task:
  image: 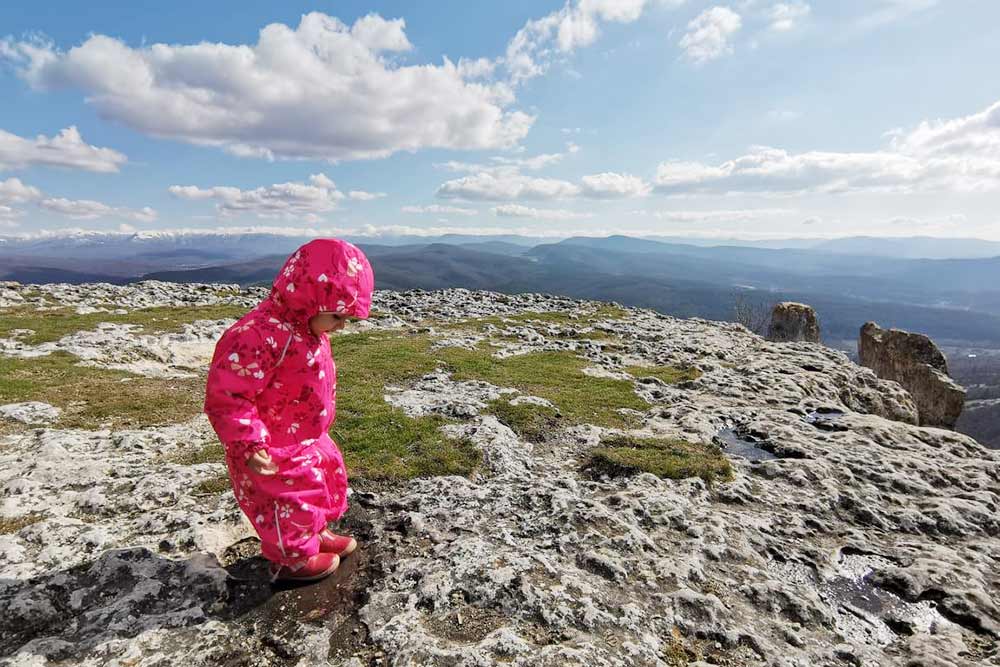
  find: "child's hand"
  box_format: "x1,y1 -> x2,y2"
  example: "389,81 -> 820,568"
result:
248,449 -> 279,475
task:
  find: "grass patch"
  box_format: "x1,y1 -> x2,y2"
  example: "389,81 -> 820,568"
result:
193,475 -> 232,496
0,513 -> 45,535
0,352 -> 205,429
441,348 -> 647,429
0,304 -> 248,345
167,442 -> 226,465
426,304 -> 629,339
330,332 -> 481,481
487,399 -> 561,443
625,365 -> 702,385
587,434 -> 732,485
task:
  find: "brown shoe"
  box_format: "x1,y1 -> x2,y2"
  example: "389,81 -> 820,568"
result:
270,552 -> 340,583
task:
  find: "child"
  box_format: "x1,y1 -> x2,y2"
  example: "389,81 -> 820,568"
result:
204,238 -> 375,582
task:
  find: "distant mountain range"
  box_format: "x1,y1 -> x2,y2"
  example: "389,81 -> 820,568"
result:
3,230 -> 1000,346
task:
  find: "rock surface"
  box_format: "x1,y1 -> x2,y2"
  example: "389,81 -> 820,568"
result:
0,282 -> 997,667
859,321 -> 966,428
767,302 -> 821,343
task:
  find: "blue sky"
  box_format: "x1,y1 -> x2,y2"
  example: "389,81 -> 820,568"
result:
2,0 -> 999,240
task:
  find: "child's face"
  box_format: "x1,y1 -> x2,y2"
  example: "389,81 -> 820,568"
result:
309,311 -> 350,336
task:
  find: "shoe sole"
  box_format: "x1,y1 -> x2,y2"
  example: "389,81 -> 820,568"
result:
277,556 -> 340,583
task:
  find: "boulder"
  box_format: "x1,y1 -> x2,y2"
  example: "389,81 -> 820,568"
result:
858,321 -> 966,428
767,302 -> 821,342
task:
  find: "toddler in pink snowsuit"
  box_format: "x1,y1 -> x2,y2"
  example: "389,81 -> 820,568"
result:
204,238 -> 375,582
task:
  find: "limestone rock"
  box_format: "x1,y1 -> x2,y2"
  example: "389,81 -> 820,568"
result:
858,321 -> 966,428
0,281 -> 997,666
767,301 -> 821,342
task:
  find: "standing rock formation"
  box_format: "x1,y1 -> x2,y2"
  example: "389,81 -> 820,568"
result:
767,301 -> 821,342
859,321 -> 966,428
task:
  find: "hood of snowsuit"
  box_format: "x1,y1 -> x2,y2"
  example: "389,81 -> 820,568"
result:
266,238 -> 375,327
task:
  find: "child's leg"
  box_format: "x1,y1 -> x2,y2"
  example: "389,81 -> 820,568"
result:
225,457 -> 325,566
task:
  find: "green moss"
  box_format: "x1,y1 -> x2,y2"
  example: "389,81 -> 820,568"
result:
624,365 -> 702,385
0,351 -> 205,429
0,304 -> 248,345
587,435 -> 732,485
0,513 -> 45,535
487,398 -> 561,443
330,332 -> 481,481
167,442 -> 226,465
193,475 -> 231,496
441,348 -> 647,429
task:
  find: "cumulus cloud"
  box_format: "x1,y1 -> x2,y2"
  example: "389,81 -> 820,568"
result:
580,172 -> 651,198
654,99 -> 1000,195
402,204 -> 478,216
39,197 -> 157,222
438,168 -> 654,201
767,2 -> 810,31
492,204 -> 594,220
679,6 -> 742,64
347,190 -> 386,201
0,126 -> 127,173
0,13 -> 532,162
0,177 -> 43,205
169,173 -> 347,220
504,0 -> 672,83
437,171 -> 582,201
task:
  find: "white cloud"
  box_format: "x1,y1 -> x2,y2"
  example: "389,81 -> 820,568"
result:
679,7 -> 742,65
857,0 -> 938,31
402,204 -> 478,216
492,204 -> 594,220
0,177 -> 43,205
1,13 -> 532,162
580,172 -> 651,198
437,171 -> 582,201
654,99 -> 1000,195
39,197 -> 157,222
504,0 -> 668,84
347,190 -> 386,201
169,173 -> 345,220
438,168 -> 654,202
637,207 -> 795,222
767,2 -> 810,31
0,126 -> 127,173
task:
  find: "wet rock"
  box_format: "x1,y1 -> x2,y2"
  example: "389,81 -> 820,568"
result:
768,302 -> 821,343
859,321 -> 966,428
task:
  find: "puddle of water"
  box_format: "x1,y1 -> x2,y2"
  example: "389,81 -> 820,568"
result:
715,428 -> 778,462
804,408 -> 848,432
820,554 -> 944,648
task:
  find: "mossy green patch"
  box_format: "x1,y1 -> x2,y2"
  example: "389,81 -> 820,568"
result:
330,332 -> 481,481
193,475 -> 231,496
0,351 -> 205,429
167,442 -> 226,465
441,348 -> 647,429
486,398 -> 561,443
0,513 -> 44,535
0,304 -> 249,345
587,434 -> 732,485
425,304 -> 629,340
625,365 -> 702,385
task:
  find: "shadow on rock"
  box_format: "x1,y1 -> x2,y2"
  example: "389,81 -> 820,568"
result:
0,500 -> 383,665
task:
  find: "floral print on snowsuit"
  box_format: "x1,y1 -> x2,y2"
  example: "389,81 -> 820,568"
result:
204,238 -> 374,566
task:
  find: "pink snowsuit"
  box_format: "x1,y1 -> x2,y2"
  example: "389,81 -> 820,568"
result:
204,238 -> 375,566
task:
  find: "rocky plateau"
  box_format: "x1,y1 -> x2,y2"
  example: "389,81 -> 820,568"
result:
0,280 -> 997,667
